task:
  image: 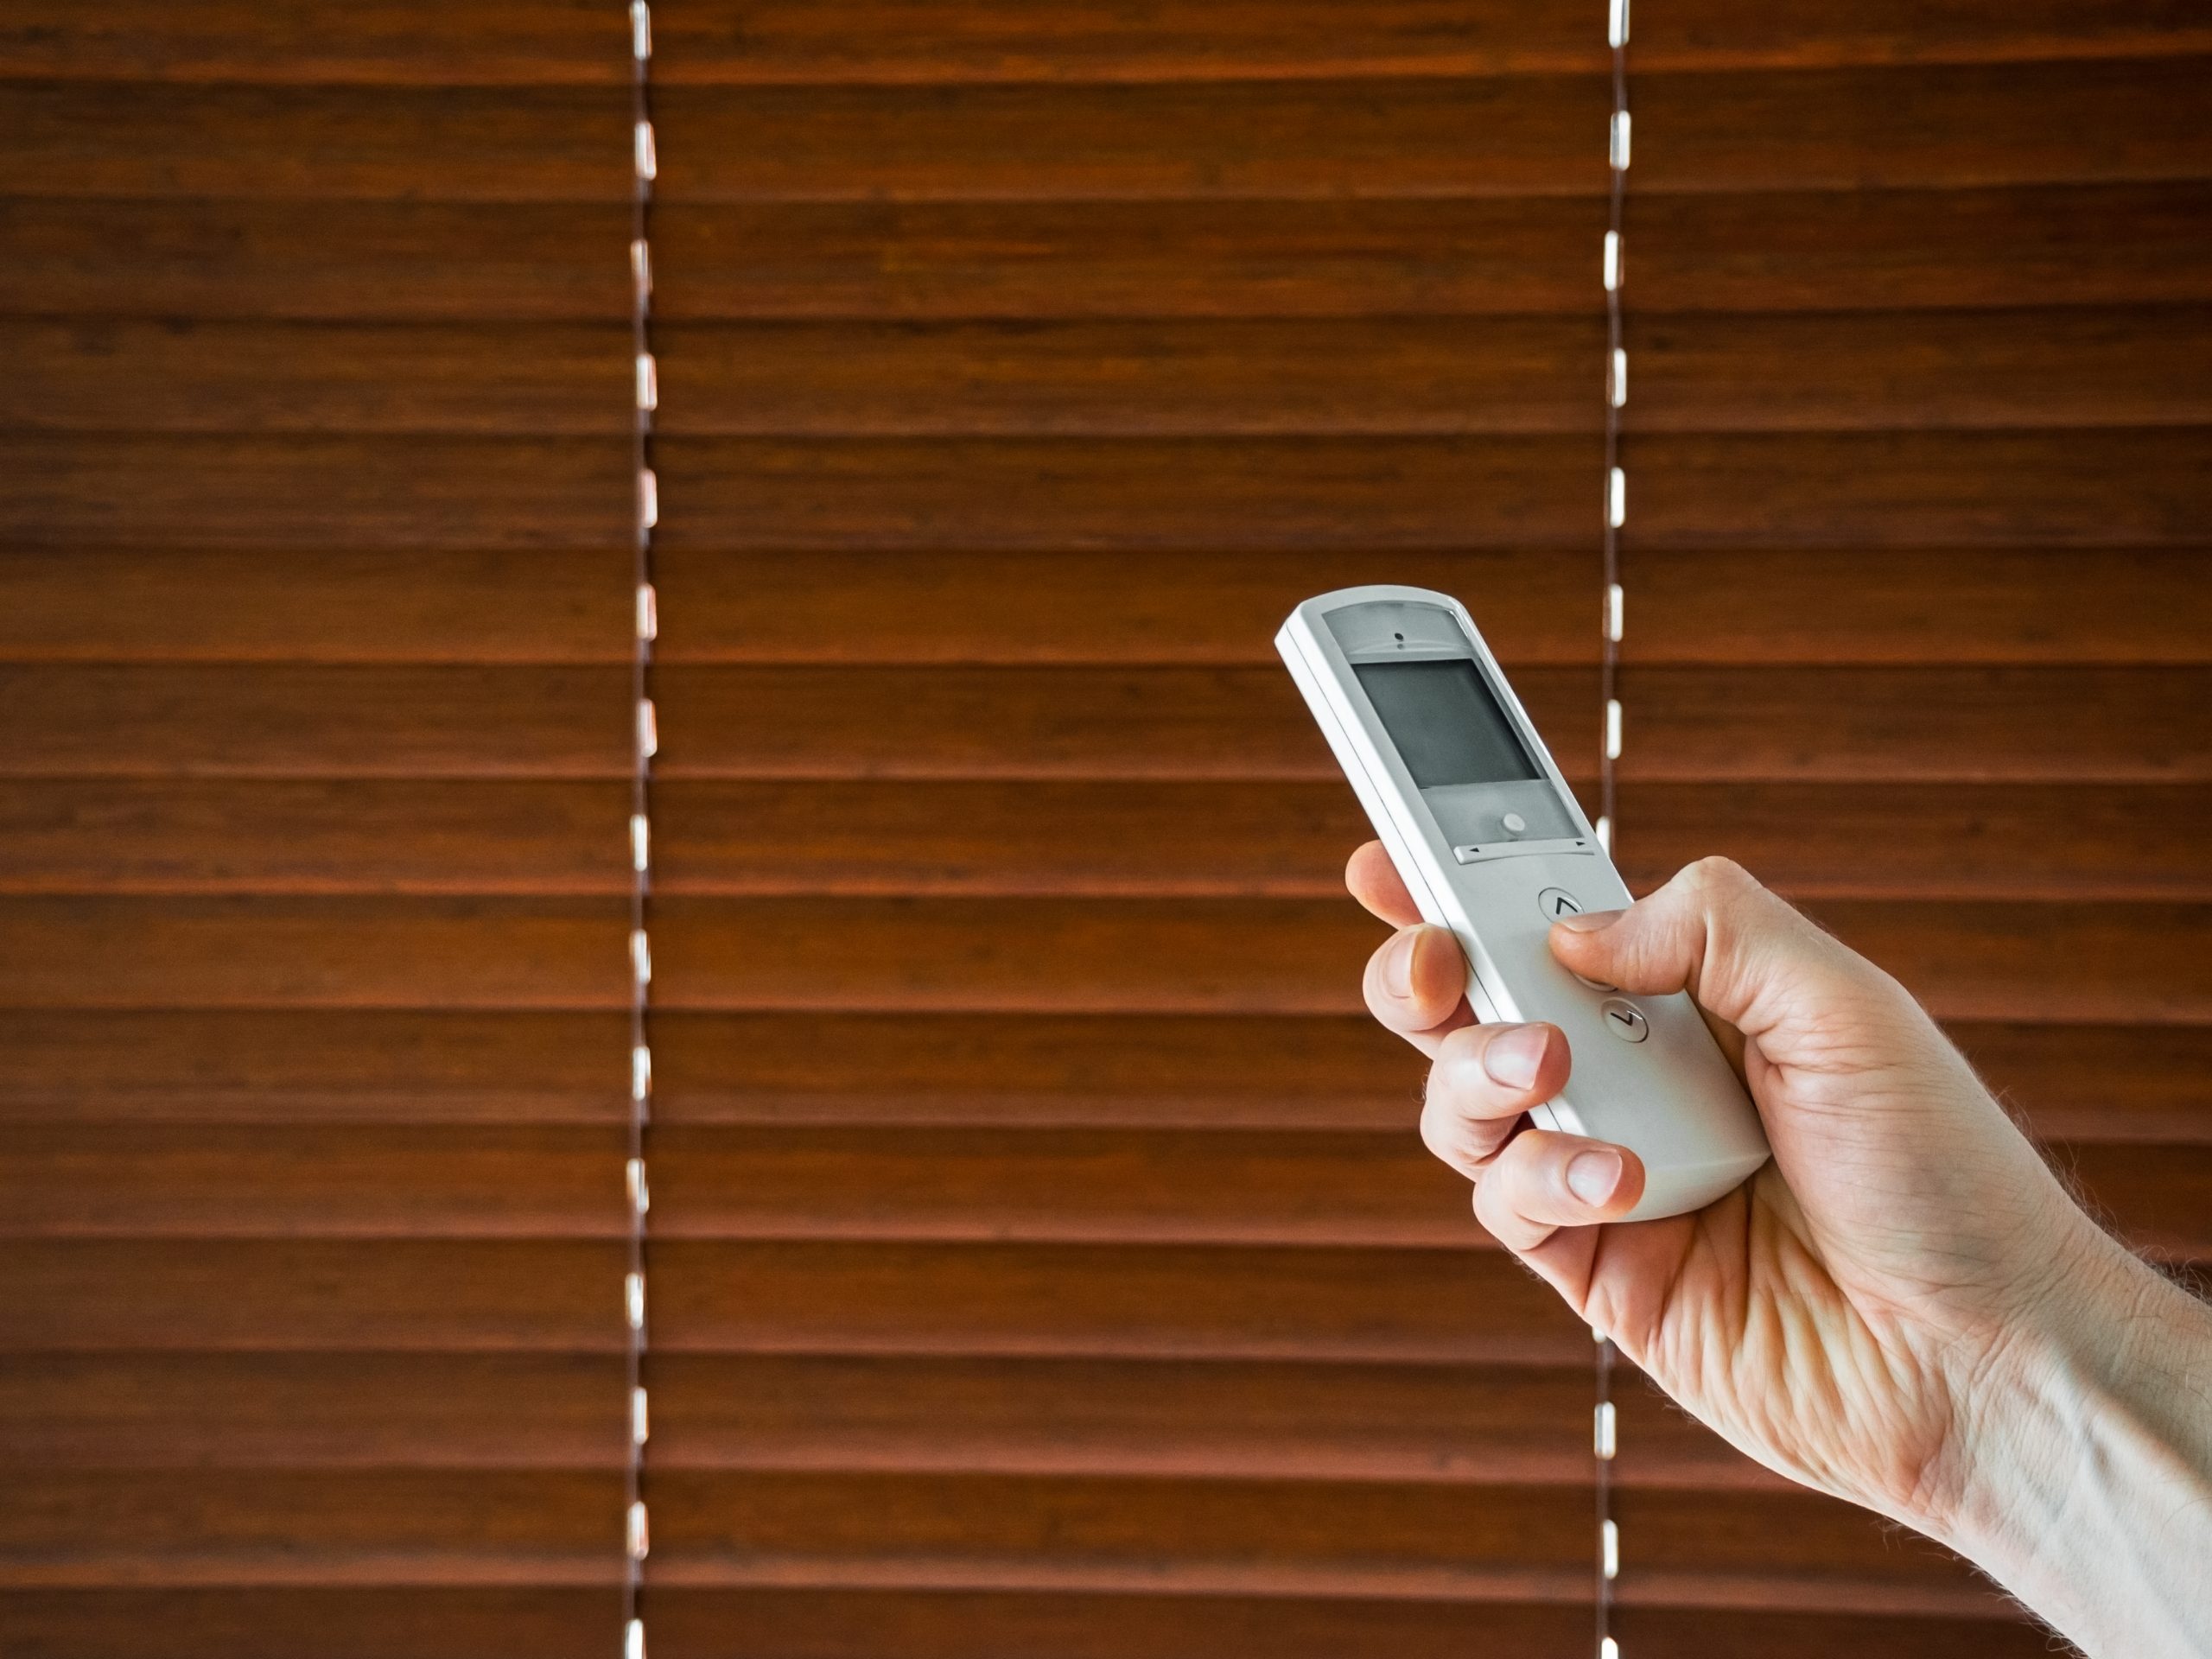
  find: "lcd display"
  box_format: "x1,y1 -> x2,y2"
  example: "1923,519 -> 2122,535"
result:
1353,658 -> 1541,787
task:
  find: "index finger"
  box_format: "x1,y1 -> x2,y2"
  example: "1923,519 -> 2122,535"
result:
1346,841 -> 1421,927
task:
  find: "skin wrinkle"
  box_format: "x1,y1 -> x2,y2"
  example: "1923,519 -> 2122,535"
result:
1344,847 -> 2212,1656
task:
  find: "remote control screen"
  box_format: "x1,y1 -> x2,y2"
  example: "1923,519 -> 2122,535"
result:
1354,658 -> 1541,788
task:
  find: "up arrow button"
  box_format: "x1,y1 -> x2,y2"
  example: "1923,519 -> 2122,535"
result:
1537,887 -> 1583,921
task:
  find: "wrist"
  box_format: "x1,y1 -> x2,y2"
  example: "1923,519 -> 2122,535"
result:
1929,1228 -> 2212,1656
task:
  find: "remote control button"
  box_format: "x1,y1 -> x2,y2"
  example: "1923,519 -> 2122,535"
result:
1537,887 -> 1582,922
1599,999 -> 1649,1043
1502,811 -> 1528,834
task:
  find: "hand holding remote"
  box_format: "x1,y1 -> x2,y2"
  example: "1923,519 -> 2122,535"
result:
1351,848 -> 2212,1658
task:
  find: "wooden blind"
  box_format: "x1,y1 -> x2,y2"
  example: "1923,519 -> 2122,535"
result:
3,5 -> 2207,1658
0,3 -> 646,1652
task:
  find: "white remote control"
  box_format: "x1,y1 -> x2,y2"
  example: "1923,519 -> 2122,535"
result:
1278,584 -> 1770,1219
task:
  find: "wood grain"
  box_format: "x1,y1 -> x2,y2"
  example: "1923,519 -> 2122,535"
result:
0,83 -> 631,200
1617,783 -> 2212,900
652,664 -> 1599,781
646,184 -> 2212,320
636,308 -> 2212,436
1617,667 -> 2208,781
9,1 -> 2204,84
645,779 -> 2208,902
0,320 -> 632,435
0,1008 -> 632,1122
0,779 -> 632,893
0,1352 -> 628,1468
649,63 -> 2209,201
1625,547 -> 2212,664
0,895 -> 630,1009
0,435 -> 632,548
642,895 -> 2212,1023
0,549 -> 632,664
0,666 -> 631,777
0,198 -> 633,321
649,430 -> 2209,550
653,434 -> 1605,550
653,547 -> 1596,664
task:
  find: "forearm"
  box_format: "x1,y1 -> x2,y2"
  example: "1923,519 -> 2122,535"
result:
1936,1240 -> 2212,1658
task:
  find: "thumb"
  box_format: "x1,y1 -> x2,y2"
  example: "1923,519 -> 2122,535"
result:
1547,856 -> 1872,1042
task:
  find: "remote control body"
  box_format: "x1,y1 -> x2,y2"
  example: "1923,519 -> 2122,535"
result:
1278,584 -> 1769,1220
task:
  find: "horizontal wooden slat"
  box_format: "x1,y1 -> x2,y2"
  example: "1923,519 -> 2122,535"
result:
650,780 -> 2209,903
8,1 -> 2205,84
0,1469 -> 619,1586
647,895 -> 2211,1024
663,1126 -> 1485,1247
0,548 -> 632,664
652,63 -> 2212,201
654,779 -> 1365,895
8,1010 -> 2196,1144
0,780 -> 631,893
2,1239 -> 626,1350
0,1009 -> 630,1122
2057,1141 -> 2212,1257
646,1354 -> 1666,1484
685,1591 -> 2041,1659
0,321 -> 631,435
664,777 -> 2212,900
1948,1022 -> 2212,1141
1618,668 -> 2208,780
0,1124 -> 627,1238
1620,429 -> 2211,547
0,435 -> 631,549
652,317 -> 1597,437
0,85 -> 630,200
652,897 -> 1378,1015
656,547 -> 1594,664
0,896 -> 628,1009
6,555 -> 2195,674
0,199 -> 633,321
0,1587 -> 2048,1659
0,666 -> 630,776
14,187 -> 2203,326
0,1351 -> 1736,1493
645,184 -> 2212,321
0,2 -> 634,84
653,1011 -> 1423,1128
1627,548 -> 2212,664
640,308 -> 2212,436
0,1589 -> 625,1659
651,430 -> 2209,550
1636,59 -> 2212,193
0,1353 -> 626,1468
648,1469 -> 1590,1599
1619,783 -> 2211,901
654,664 -> 1599,780
656,434 -> 1604,550
4,1239 -> 1586,1361
1804,900 -> 2210,1026
638,1470 -> 2001,1615
1626,306 -> 2212,431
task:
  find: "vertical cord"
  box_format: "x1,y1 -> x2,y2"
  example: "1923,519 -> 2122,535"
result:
1596,2 -> 1630,1655
622,4 -> 659,1656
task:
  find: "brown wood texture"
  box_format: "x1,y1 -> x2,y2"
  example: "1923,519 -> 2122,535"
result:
645,183 -> 2212,319
5,6 -> 2209,1654
14,186 -> 2208,324
645,62 -> 2211,200
10,1 -> 2207,84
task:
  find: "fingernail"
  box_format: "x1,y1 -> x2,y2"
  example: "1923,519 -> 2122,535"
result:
1566,1149 -> 1623,1206
1482,1025 -> 1548,1089
1554,908 -> 1624,933
1382,931 -> 1419,997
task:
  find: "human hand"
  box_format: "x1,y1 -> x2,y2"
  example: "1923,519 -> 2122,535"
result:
1349,848 -> 2171,1542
